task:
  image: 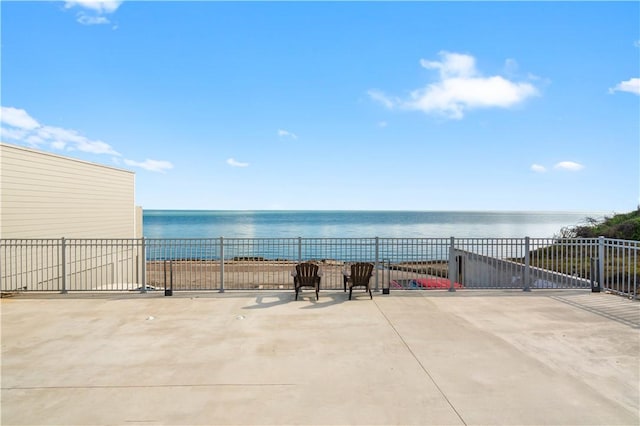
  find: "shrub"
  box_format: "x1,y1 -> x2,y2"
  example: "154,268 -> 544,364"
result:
569,208 -> 640,241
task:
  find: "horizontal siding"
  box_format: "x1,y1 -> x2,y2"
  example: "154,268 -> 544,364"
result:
1,144 -> 136,239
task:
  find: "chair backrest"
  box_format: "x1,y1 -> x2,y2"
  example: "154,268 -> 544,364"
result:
350,262 -> 374,285
296,262 -> 319,285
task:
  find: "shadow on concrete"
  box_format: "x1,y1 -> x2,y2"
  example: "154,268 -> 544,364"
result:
550,294 -> 640,329
239,291 -> 351,309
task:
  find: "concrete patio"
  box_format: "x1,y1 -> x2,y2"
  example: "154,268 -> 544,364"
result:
1,289 -> 639,425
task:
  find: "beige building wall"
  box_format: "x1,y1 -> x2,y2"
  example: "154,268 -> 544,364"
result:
1,143 -> 138,239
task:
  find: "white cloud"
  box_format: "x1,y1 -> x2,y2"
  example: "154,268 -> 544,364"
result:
634,40 -> 640,48
77,15 -> 110,25
420,52 -> 477,79
1,106 -> 121,156
0,106 -> 40,129
227,158 -> 249,167
609,78 -> 640,96
0,127 -> 28,141
123,159 -> 174,173
369,51 -> 539,119
65,0 -> 122,14
0,105 -> 173,173
36,125 -> 120,155
64,0 -> 122,25
530,164 -> 546,173
277,129 -> 297,140
554,161 -> 584,171
377,121 -> 388,128
367,90 -> 395,109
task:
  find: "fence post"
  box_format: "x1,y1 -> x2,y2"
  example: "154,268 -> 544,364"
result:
61,237 -> 67,294
170,260 -> 174,295
523,237 -> 531,292
141,237 -> 147,293
164,248 -> 173,297
383,259 -> 391,294
298,237 -> 302,262
448,237 -> 457,292
598,236 -> 605,291
375,237 -> 379,292
590,257 -> 601,292
163,260 -> 168,293
219,237 -> 225,293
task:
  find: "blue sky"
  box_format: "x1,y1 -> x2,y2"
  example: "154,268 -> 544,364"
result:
1,1 -> 638,212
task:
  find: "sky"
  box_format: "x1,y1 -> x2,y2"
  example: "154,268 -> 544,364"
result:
1,1 -> 639,212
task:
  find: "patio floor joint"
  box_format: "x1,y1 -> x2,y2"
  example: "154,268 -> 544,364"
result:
373,299 -> 468,426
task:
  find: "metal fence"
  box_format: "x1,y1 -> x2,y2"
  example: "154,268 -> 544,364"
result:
1,237 -> 638,298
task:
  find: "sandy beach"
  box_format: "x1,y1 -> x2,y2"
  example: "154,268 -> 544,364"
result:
145,259 -> 450,292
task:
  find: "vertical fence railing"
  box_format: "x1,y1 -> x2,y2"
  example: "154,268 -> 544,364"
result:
64,239 -> 143,291
526,238 -> 601,289
61,237 -> 67,293
376,237 -> 451,290
453,237 -> 529,289
145,238 -> 222,292
448,237 -> 457,292
602,238 -> 638,298
220,238 -> 300,291
1,237 -> 638,298
220,237 -> 225,293
140,237 -> 146,293
524,237 -> 531,292
0,239 -> 63,291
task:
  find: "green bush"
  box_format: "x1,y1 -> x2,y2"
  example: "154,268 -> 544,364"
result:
571,208 -> 640,241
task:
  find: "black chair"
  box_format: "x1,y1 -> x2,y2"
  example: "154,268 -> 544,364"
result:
343,262 -> 374,300
294,262 -> 321,300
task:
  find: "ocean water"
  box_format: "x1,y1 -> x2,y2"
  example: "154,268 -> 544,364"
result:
142,210 -> 604,239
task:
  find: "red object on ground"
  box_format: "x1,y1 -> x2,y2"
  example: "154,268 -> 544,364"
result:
390,280 -> 404,289
389,278 -> 463,289
412,278 -> 463,289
